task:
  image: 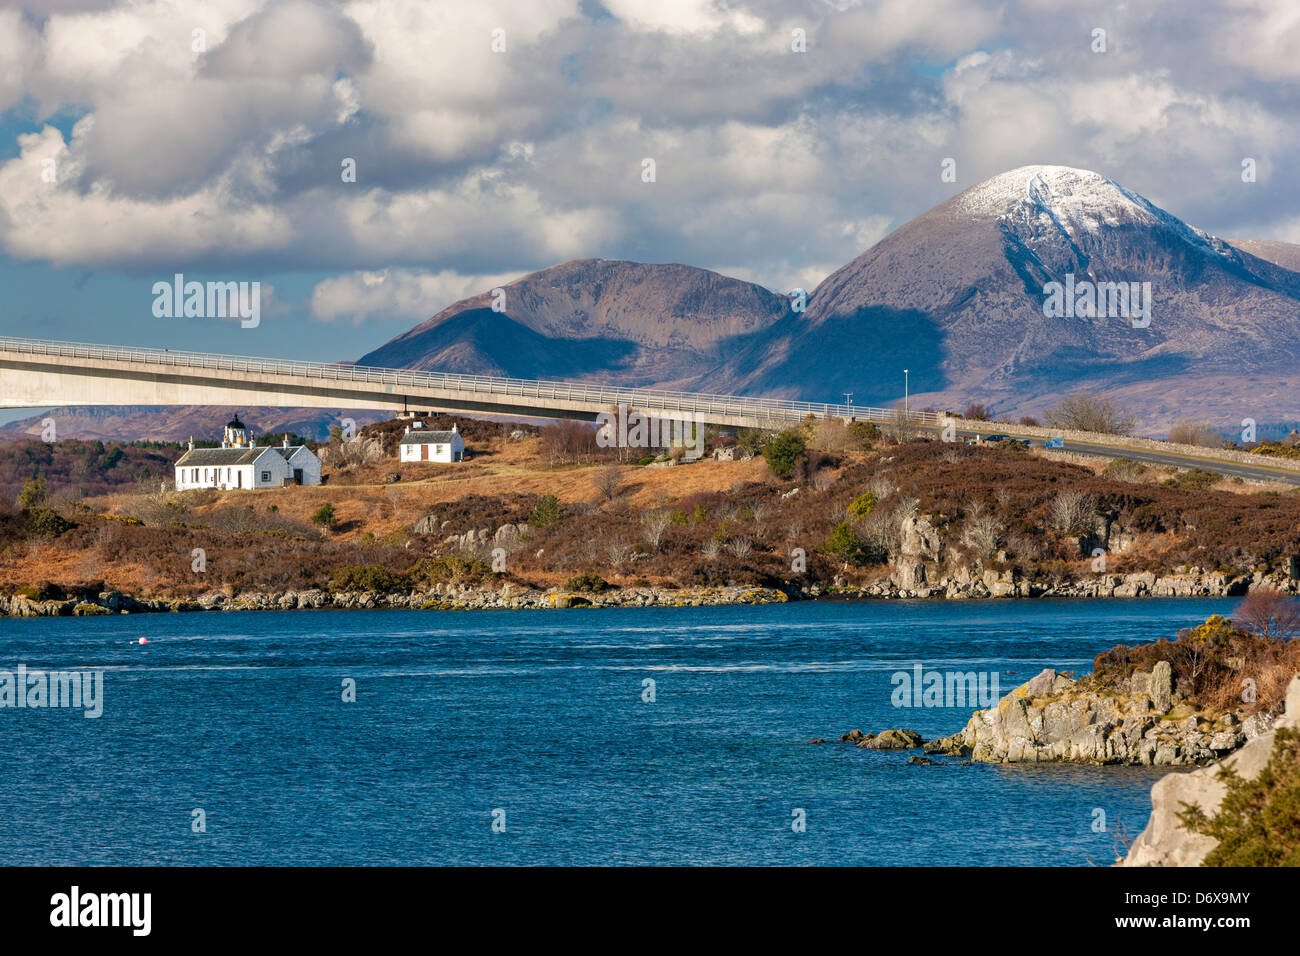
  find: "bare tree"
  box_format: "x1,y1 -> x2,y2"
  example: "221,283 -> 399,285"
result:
592,464 -> 623,502
701,537 -> 723,562
725,537 -> 753,559
641,510 -> 672,549
884,407 -> 919,442
1049,490 -> 1097,534
1044,394 -> 1137,436
865,475 -> 897,500
1167,421 -> 1227,448
1234,586 -> 1300,641
960,502 -> 1002,558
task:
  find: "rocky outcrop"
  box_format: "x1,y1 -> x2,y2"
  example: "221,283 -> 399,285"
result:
925,666 -> 1252,766
440,523 -> 528,555
1119,674 -> 1300,866
835,728 -> 924,749
809,566 -> 1274,601
2,584 -> 790,616
863,728 -> 924,750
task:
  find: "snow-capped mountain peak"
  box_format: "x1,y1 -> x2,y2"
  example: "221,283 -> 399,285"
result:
955,164 -> 1219,255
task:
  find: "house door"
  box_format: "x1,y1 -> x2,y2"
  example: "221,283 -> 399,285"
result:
237,471 -> 242,488
423,445 -> 430,461
293,469 -> 303,485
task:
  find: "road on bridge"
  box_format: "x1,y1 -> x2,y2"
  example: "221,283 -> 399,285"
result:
927,427 -> 1300,486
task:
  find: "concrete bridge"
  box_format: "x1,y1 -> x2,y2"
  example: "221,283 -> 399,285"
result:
0,335 -> 923,430
2,335 -> 1299,485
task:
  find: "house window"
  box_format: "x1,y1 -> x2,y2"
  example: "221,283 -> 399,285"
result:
261,471 -> 271,482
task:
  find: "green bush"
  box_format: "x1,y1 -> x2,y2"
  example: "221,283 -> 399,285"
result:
329,565 -> 412,593
312,502 -> 337,527
762,429 -> 807,480
410,555 -> 491,585
823,522 -> 866,564
528,494 -> 563,528
564,571 -> 609,593
847,492 -> 878,518
1162,468 -> 1219,491
1179,727 -> 1300,866
17,477 -> 49,510
848,421 -> 880,449
26,507 -> 72,537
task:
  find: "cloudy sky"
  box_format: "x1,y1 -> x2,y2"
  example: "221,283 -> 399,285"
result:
0,0 -> 1296,366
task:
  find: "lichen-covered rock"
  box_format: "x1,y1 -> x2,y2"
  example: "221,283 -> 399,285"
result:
926,666 -> 1248,766
1121,674 -> 1300,866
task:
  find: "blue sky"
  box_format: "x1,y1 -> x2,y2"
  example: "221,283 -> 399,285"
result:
0,0 -> 1296,377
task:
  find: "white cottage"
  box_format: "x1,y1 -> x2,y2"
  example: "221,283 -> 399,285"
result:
399,423 -> 466,463
174,415 -> 323,490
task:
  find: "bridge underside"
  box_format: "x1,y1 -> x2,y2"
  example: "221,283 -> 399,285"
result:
0,356 -> 792,430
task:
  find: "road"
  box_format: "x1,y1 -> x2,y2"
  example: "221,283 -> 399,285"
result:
932,429 -> 1300,486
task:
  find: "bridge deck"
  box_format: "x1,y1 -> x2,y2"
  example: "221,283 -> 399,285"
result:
0,335 -> 930,428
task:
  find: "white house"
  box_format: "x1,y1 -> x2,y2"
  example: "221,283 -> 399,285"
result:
399,423 -> 466,462
174,415 -> 323,490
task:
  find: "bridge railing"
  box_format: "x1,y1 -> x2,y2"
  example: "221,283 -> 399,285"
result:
0,335 -> 942,427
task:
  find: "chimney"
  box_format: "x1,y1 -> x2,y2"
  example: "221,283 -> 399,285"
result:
451,424 -> 458,433
283,436 -> 288,448
404,426 -> 410,435
188,436 -> 194,451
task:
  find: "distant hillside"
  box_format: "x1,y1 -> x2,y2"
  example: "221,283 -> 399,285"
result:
1228,238 -> 1300,273
0,406 -> 390,444
357,258 -> 792,388
706,166 -> 1300,427
357,166 -> 1300,433
0,439 -> 177,503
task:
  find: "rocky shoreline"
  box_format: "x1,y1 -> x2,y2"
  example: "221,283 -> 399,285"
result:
821,664 -> 1285,770
923,664 -> 1276,767
0,583 -> 793,617
1120,675 -> 1300,866
0,565 -> 1291,617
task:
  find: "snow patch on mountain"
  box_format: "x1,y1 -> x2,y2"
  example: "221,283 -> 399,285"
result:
954,165 -> 1223,257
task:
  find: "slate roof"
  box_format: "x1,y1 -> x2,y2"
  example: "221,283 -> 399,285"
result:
271,445 -> 311,459
400,431 -> 458,444
175,447 -> 270,467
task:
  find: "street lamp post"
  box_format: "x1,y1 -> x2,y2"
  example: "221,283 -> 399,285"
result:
903,369 -> 909,420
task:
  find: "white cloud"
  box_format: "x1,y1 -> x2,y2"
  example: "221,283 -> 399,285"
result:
309,267 -> 522,323
0,0 -> 1297,301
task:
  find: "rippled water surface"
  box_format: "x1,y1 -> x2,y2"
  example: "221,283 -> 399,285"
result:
0,598 -> 1229,865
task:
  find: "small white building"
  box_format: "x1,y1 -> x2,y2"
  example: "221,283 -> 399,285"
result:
174,415 -> 323,490
399,423 -> 466,463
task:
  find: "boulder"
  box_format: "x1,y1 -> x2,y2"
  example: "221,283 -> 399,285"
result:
863,729 -> 924,750
1150,660 -> 1172,713
1121,673 -> 1300,866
